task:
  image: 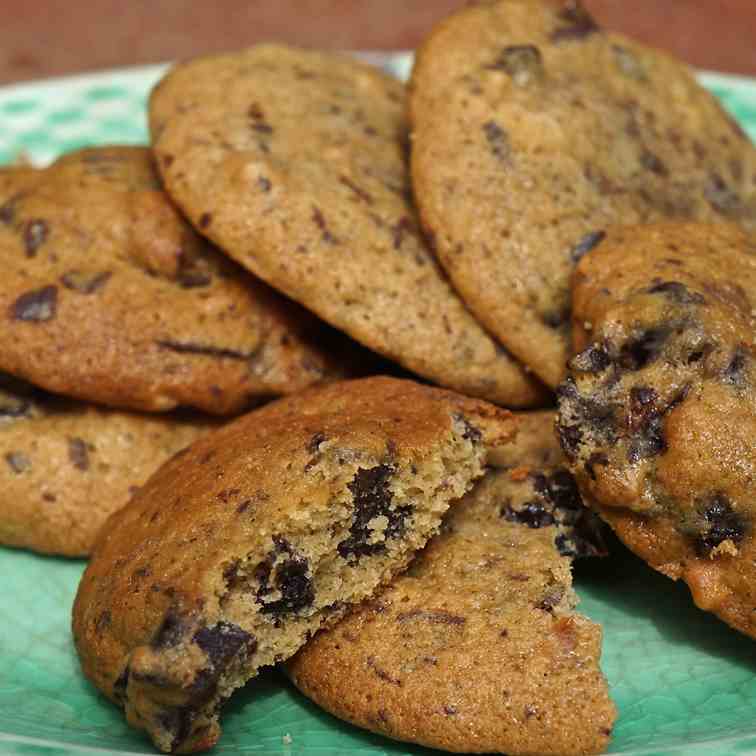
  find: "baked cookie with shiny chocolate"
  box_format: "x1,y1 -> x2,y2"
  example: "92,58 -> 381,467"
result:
288,411 -> 613,755
149,44 -> 545,407
0,371 -> 214,557
0,146 -> 350,414
557,223 -> 756,638
73,376 -> 515,753
410,0 -> 756,388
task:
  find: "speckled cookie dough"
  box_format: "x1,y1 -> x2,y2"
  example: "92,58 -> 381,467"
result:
410,0 -> 756,388
0,372 -> 215,557
0,146 -> 352,414
557,222 -> 756,639
72,376 -> 516,753
288,411 -> 613,755
149,44 -> 546,408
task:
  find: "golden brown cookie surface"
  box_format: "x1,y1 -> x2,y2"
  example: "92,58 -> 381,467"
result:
73,376 -> 516,753
288,411 -> 613,755
557,223 -> 756,638
410,0 -> 756,388
149,44 -> 546,408
0,146 -> 350,414
0,372 -> 214,557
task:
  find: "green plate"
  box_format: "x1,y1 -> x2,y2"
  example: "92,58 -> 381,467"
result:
2,55 -> 756,755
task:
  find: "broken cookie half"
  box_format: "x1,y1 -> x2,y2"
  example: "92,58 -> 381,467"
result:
287,411 -> 615,756
72,376 -> 515,753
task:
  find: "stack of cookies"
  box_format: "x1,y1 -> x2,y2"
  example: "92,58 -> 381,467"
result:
2,1 -> 755,754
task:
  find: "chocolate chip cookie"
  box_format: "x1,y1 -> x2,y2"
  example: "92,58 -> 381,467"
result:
0,372 -> 214,557
148,44 -> 546,408
410,0 -> 756,388
288,411 -> 612,755
72,376 -> 516,753
557,222 -> 756,638
0,146 -> 351,414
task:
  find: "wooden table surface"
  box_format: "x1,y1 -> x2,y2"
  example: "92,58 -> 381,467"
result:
0,0 -> 754,86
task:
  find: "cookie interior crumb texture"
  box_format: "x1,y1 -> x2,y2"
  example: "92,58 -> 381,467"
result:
288,411 -> 614,755
72,377 -> 515,753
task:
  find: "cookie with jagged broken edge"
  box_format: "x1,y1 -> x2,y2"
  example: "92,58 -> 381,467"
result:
72,376 -> 516,753
557,223 -> 756,638
0,372 -> 215,557
288,411 -> 612,755
0,146 -> 352,414
410,0 -> 756,389
148,44 -> 546,408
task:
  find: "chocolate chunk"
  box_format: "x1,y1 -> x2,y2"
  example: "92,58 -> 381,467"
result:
339,175 -> 373,205
391,216 -> 414,251
5,451 -> 30,473
647,280 -> 705,305
454,413 -> 483,443
640,150 -> 668,176
502,500 -> 555,528
585,452 -> 609,480
159,707 -> 194,753
257,537 -> 315,617
68,437 -> 90,471
570,342 -> 611,373
695,494 -> 748,556
338,464 -> 411,560
0,198 -> 16,225
178,270 -> 212,289
483,120 -> 511,162
557,377 -> 617,453
152,611 -> 187,649
396,609 -> 466,626
112,665 -> 130,703
551,1 -> 600,42
193,621 -> 255,668
307,431 -> 326,454
311,206 -> 338,244
23,219 -> 49,257
248,103 -> 274,135
488,45 -> 543,86
619,326 -> 671,370
556,422 -> 582,460
156,340 -> 252,361
11,285 -> 58,322
704,173 -> 744,216
537,469 -> 583,511
569,230 -> 606,263
95,610 -> 111,634
542,307 -> 569,329
536,585 -> 565,612
626,387 -> 666,463
60,270 -> 112,294
723,347 -> 748,386
198,212 -> 212,229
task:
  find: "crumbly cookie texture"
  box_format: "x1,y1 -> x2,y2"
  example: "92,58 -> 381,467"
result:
148,44 -> 546,408
557,223 -> 756,638
0,372 -> 215,557
72,376 -> 516,753
0,146 -> 352,414
288,411 -> 613,755
410,0 -> 756,388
